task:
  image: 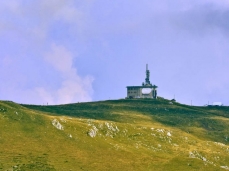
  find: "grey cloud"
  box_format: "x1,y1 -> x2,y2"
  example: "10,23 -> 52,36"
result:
171,6 -> 229,36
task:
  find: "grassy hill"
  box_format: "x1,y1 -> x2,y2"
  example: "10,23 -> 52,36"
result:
1,98 -> 229,170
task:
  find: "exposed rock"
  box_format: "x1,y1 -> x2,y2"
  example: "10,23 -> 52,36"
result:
52,119 -> 64,130
221,166 -> 229,170
167,132 -> 172,137
88,126 -> 98,138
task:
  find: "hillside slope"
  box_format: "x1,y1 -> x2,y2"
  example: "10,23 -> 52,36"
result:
1,98 -> 229,170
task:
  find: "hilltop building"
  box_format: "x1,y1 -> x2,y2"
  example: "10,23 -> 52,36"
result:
212,102 -> 223,106
126,64 -> 158,99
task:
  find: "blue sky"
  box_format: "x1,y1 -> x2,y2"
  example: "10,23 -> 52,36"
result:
0,0 -> 229,105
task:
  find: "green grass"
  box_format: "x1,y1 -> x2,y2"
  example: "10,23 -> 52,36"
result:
0,98 -> 229,170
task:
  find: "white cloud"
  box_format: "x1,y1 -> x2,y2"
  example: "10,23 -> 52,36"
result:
0,0 -> 87,42
56,77 -> 93,104
35,87 -> 54,105
45,44 -> 73,73
38,43 -> 94,104
0,1 -> 94,105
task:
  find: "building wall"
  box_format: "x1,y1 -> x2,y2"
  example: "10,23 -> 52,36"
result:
127,87 -> 155,98
127,87 -> 141,98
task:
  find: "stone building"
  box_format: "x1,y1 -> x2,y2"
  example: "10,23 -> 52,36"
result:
126,64 -> 158,99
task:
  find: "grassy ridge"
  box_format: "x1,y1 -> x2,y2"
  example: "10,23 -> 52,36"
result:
22,98 -> 229,143
0,98 -> 229,170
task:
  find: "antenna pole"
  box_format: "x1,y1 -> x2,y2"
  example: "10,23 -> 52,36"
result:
145,64 -> 150,85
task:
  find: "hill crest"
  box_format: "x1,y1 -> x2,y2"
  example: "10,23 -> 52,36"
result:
1,98 -> 229,170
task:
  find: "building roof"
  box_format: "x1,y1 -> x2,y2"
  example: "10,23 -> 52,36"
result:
126,85 -> 158,88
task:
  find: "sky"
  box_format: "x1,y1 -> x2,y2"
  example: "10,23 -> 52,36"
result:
0,0 -> 229,106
